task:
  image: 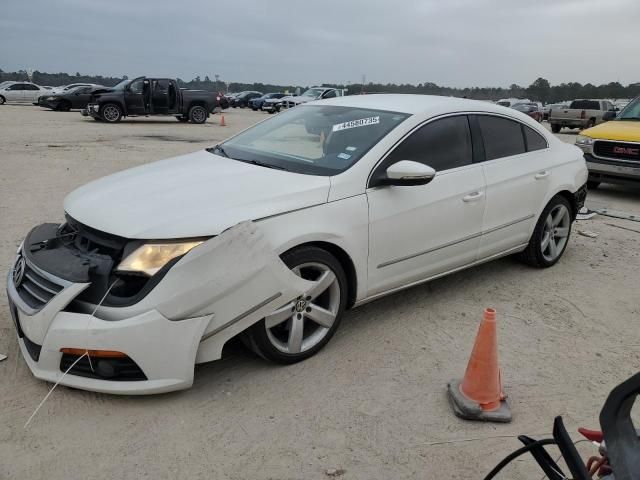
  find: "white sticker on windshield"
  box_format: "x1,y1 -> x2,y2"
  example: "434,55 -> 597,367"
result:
332,116 -> 380,132
337,153 -> 351,160
345,146 -> 357,151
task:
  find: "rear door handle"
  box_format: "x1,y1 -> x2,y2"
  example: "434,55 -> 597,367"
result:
462,191 -> 484,203
535,171 -> 550,180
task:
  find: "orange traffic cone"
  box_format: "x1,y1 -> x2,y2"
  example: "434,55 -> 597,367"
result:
447,308 -> 512,422
220,114 -> 226,127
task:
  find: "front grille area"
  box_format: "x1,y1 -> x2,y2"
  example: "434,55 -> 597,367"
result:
593,141 -> 640,162
60,354 -> 147,381
16,260 -> 65,310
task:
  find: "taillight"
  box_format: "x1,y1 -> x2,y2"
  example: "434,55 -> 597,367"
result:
581,110 -> 586,119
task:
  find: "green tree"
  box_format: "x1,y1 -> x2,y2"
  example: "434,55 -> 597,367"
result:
526,77 -> 551,102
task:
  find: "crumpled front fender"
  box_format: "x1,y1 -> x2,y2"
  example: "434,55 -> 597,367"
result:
95,221 -> 314,363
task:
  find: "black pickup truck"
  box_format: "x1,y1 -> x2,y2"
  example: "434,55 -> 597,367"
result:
82,77 -> 218,123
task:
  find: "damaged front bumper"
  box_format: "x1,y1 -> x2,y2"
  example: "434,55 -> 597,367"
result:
7,222 -> 312,394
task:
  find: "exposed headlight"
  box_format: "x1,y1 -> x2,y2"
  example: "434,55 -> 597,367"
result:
116,241 -> 204,276
575,135 -> 595,153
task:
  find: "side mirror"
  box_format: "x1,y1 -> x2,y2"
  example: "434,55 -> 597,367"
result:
384,160 -> 436,186
603,111 -> 617,121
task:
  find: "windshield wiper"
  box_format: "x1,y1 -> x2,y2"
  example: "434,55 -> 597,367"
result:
209,144 -> 229,157
239,159 -> 288,171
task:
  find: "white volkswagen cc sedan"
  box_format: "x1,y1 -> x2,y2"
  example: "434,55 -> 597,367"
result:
7,95 -> 588,394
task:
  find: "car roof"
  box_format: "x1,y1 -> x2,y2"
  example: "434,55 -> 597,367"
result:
310,94 -> 525,116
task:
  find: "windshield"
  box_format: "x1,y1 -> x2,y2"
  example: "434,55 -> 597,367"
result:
617,97 -> 640,120
302,88 -> 324,98
512,104 -> 532,112
112,79 -> 132,90
213,105 -> 410,176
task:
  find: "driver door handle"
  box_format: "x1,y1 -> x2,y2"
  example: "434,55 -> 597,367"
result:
535,170 -> 550,180
462,191 -> 484,203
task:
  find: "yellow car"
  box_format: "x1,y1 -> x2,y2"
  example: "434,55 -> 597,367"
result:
575,96 -> 640,188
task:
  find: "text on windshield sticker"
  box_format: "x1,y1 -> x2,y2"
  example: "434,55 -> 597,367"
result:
332,116 -> 380,132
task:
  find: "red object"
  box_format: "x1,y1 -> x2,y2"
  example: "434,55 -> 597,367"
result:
459,308 -> 505,411
580,110 -> 586,119
578,427 -> 604,442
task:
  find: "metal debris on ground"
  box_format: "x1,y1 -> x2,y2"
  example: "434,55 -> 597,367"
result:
576,212 -> 597,220
0,353 -> 7,362
605,223 -> 640,235
578,230 -> 599,238
593,208 -> 640,223
325,468 -> 346,477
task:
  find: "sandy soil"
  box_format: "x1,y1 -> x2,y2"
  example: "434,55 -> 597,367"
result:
1,105 -> 639,480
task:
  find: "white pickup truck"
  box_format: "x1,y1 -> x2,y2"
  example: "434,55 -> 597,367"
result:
549,99 -> 616,133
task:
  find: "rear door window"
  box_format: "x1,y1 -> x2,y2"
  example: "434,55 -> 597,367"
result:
477,115 -> 526,160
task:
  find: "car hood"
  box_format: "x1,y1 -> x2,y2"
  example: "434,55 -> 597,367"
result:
64,150 -> 331,239
582,120 -> 640,142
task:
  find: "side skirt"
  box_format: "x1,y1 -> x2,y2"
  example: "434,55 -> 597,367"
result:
353,244 -> 528,308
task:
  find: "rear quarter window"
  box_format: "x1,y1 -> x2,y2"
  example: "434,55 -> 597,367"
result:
524,126 -> 548,152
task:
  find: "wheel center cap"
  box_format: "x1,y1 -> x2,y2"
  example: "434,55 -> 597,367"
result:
295,299 -> 307,313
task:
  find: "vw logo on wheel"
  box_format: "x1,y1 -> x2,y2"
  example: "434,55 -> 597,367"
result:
13,256 -> 26,287
295,299 -> 307,313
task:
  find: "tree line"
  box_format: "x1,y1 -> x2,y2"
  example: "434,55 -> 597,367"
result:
1,69 -> 638,103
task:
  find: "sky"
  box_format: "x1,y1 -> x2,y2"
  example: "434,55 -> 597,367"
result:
1,0 -> 639,88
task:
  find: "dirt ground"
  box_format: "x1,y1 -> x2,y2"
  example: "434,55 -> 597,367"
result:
1,105 -> 639,480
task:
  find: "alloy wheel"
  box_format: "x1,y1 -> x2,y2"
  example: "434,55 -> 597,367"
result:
264,262 -> 340,354
540,204 -> 570,262
102,105 -> 120,122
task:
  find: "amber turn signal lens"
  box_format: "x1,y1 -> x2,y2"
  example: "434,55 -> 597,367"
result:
60,348 -> 127,358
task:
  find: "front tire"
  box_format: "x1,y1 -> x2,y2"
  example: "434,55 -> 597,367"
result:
551,124 -> 561,133
246,246 -> 348,364
0,95 -> 6,105
58,101 -> 71,112
188,105 -> 207,124
101,103 -> 122,123
519,195 -> 573,268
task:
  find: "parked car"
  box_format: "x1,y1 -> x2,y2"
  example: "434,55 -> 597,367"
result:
35,83 -> 102,106
249,92 -> 287,111
575,95 -> 640,188
280,86 -> 345,109
549,99 -> 617,133
231,91 -> 263,108
543,102 -> 569,120
262,96 -> 286,113
7,94 -> 587,394
0,82 -> 49,104
82,77 -> 218,123
496,98 -> 531,107
511,102 -> 543,122
39,85 -> 104,111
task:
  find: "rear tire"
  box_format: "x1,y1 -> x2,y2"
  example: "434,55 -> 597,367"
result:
586,119 -> 596,129
551,124 -> 561,133
188,105 -> 207,124
0,96 -> 5,105
519,195 -> 573,268
246,246 -> 348,364
100,103 -> 122,123
58,101 -> 71,112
